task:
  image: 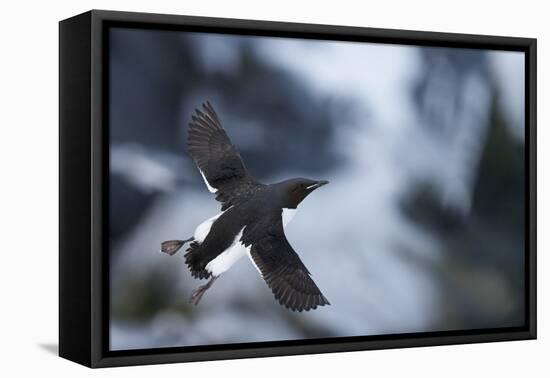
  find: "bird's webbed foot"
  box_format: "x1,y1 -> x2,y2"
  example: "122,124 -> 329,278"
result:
160,237 -> 194,256
189,276 -> 218,305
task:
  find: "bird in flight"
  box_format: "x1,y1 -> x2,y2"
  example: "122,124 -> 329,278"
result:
161,101 -> 330,312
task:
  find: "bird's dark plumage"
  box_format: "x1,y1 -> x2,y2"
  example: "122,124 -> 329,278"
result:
163,101 -> 330,312
242,214 -> 330,311
187,102 -> 262,211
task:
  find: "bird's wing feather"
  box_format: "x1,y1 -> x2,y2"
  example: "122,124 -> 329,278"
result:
241,213 -> 330,312
188,102 -> 262,210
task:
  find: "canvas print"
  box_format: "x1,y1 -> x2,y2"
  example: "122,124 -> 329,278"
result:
108,27 -> 526,351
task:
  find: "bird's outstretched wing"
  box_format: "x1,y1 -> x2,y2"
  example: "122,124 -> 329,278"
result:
187,102 -> 262,210
241,214 -> 330,312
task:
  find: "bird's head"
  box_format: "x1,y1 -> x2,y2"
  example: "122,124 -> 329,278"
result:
276,178 -> 329,209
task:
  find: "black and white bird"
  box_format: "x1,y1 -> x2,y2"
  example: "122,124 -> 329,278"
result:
161,101 -> 330,312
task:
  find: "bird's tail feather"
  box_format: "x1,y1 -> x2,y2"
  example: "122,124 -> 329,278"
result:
184,241 -> 212,279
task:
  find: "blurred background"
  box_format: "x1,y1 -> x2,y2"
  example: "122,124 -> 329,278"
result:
108,28 -> 525,351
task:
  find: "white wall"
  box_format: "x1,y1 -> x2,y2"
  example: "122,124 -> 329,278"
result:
0,0 -> 546,376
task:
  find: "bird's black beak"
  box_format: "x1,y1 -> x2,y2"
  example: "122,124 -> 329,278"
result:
307,180 -> 329,191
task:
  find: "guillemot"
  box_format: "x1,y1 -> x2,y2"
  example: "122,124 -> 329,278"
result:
161,101 -> 330,312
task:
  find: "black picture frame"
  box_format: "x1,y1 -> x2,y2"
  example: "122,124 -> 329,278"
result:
59,9 -> 537,368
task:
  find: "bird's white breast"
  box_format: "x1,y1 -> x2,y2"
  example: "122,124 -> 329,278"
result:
194,212 -> 223,243
205,227 -> 248,277
282,208 -> 296,228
